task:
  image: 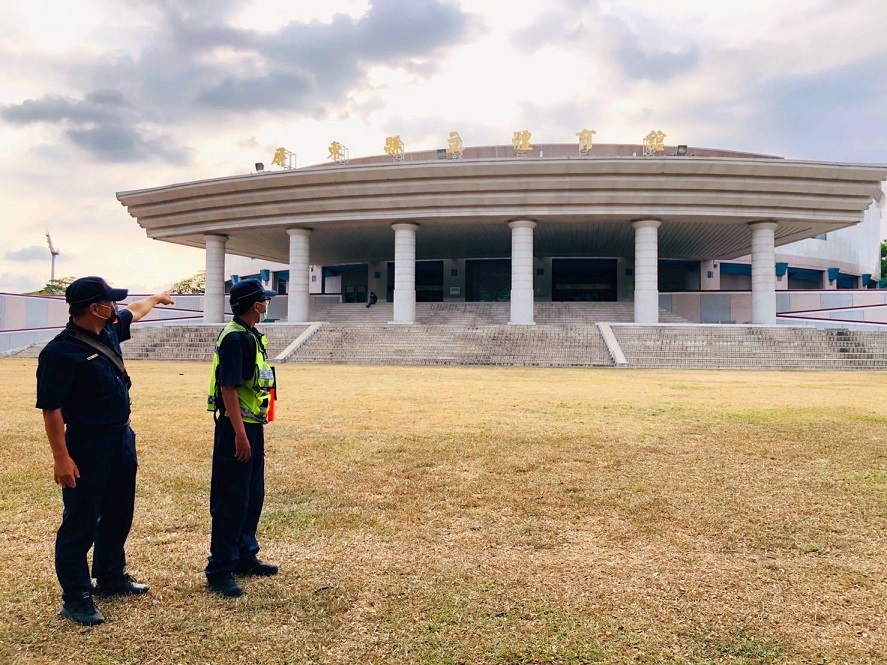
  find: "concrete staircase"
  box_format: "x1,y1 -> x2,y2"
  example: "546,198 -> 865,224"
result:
9,324 -> 311,362
310,301 -> 687,325
613,325 -> 887,370
10,305 -> 887,369
534,302 -> 688,324
9,344 -> 48,359
287,324 -> 613,366
121,325 -> 220,362
12,323 -> 312,361
310,302 -> 396,324
119,324 -> 311,361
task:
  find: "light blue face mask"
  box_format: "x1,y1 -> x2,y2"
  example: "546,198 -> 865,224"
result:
256,299 -> 269,323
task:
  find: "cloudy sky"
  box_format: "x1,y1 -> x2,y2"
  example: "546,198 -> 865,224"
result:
2,0 -> 886,294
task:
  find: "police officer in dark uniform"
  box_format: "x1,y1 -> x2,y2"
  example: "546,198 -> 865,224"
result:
36,276 -> 174,625
205,279 -> 279,597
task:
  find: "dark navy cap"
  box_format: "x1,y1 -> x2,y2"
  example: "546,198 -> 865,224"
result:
65,276 -> 129,305
229,278 -> 276,307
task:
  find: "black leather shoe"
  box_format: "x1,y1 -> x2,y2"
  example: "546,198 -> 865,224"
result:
234,559 -> 279,576
207,573 -> 243,597
94,573 -> 149,597
60,592 -> 105,626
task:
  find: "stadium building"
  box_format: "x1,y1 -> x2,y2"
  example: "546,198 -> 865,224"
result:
117,142 -> 887,326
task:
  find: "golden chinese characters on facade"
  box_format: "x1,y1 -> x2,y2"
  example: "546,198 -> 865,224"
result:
328,141 -> 349,165
271,147 -> 296,169
446,131 -> 463,159
643,131 -> 667,156
576,129 -> 596,156
384,135 -> 405,161
512,130 -> 532,155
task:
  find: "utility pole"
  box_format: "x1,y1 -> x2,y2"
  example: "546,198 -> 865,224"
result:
46,232 -> 60,282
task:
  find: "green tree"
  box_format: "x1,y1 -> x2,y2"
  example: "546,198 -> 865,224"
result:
171,270 -> 206,294
882,240 -> 887,279
28,276 -> 75,295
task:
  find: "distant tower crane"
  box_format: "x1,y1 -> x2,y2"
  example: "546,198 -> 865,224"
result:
46,232 -> 60,282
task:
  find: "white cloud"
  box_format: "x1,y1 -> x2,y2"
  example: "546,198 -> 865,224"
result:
4,246 -> 47,262
0,272 -> 45,294
231,0 -> 370,29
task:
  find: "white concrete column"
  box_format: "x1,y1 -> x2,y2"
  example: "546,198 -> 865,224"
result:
750,222 -> 779,324
508,219 -> 537,325
391,223 -> 419,324
632,219 -> 661,323
287,228 -> 312,322
204,234 -> 228,323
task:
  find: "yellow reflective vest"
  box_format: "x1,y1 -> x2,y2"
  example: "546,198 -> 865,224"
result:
207,321 -> 275,424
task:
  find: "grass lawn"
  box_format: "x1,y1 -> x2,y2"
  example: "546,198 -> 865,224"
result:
1,358 -> 885,664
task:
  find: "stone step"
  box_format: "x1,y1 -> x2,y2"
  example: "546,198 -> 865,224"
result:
612,325 -> 887,369
288,324 -> 613,367
310,302 -> 689,325
113,324 -> 310,362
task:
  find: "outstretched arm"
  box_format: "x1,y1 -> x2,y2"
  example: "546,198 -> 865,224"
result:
126,291 -> 176,322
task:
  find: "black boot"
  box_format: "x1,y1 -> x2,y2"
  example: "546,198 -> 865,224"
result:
207,573 -> 243,597
234,559 -> 279,576
94,572 -> 149,596
60,592 -> 105,626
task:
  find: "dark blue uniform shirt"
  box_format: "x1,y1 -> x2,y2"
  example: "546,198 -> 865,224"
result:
35,309 -> 134,430
217,315 -> 262,389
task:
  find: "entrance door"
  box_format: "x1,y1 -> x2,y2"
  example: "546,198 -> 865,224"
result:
465,259 -> 511,302
324,264 -> 368,303
386,260 -> 445,302
416,261 -> 444,302
551,259 -> 617,301
659,260 -> 700,291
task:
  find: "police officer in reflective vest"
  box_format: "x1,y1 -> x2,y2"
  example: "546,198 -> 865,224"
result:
36,276 -> 175,625
205,278 -> 279,597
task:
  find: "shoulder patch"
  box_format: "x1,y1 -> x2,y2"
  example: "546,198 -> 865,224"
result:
87,353 -> 99,360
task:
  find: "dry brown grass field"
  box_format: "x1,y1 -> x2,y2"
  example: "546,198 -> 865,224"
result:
0,358 -> 885,665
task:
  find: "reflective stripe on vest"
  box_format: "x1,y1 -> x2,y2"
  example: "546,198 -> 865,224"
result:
207,321 -> 275,424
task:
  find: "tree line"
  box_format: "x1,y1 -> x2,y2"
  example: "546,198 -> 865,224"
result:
28,271 -> 206,295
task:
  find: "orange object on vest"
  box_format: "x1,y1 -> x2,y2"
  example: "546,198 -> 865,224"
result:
267,388 -> 276,422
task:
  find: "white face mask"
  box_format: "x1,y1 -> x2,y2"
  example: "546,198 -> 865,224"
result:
256,300 -> 268,323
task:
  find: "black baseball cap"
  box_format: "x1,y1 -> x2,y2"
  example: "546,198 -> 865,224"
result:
229,278 -> 276,307
65,276 -> 129,306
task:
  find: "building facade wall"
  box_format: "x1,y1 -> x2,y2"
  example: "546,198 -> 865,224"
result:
0,293 -> 209,353
661,291 -> 887,324
774,196 -> 883,279
223,184 -> 885,306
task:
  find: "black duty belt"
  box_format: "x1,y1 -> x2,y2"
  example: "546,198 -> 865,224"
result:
66,420 -> 132,435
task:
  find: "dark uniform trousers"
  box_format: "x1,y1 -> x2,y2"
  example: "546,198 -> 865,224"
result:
206,417 -> 265,577
56,426 -> 137,600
